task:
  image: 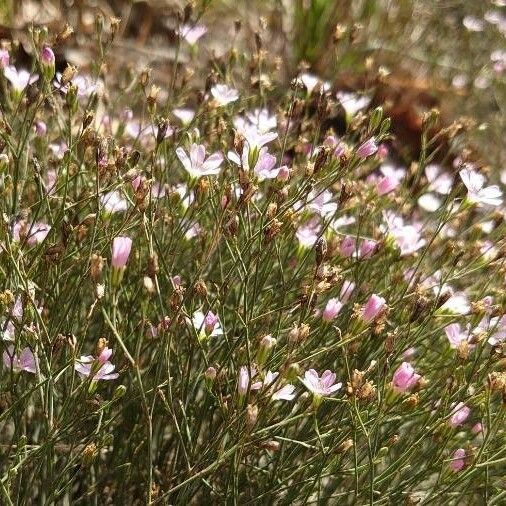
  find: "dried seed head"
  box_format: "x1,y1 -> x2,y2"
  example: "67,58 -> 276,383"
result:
90,254 -> 104,281
140,68 -> 151,87
56,24 -> 74,45
82,443 -> 98,467
82,110 -> 95,130
488,372 -> 506,393
336,439 -> 354,453
246,404 -> 258,429
61,64 -> 78,85
194,279 -> 208,297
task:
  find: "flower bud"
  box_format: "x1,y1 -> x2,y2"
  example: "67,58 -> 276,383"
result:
356,137 -> 378,159
256,335 -> 276,367
113,384 -> 127,400
322,298 -> 343,321
205,366 -> 217,381
111,236 -> 132,286
361,294 -> 386,323
111,236 -> 132,269
41,46 -> 55,81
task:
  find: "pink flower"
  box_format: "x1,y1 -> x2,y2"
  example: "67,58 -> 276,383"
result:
54,72 -> 100,97
241,125 -> 278,152
111,236 -> 132,268
377,143 -> 389,159
2,296 -> 23,341
359,239 -> 377,258
357,137 -> 378,158
460,166 -> 502,206
238,365 -> 258,395
301,369 -> 342,396
450,449 -> 466,472
253,150 -> 280,180
0,49 -> 9,68
176,144 -> 223,178
4,66 -> 39,91
392,362 -> 420,392
376,175 -> 400,195
307,190 -> 338,217
444,323 -> 474,349
98,347 -> 113,363
180,24 -> 207,45
277,165 -> 290,181
382,211 -> 426,256
3,346 -> 37,373
322,298 -> 343,321
296,217 -> 321,248
425,164 -> 453,194
34,120 -> 47,136
487,315 -> 506,346
262,371 -> 296,401
204,311 -> 219,335
271,383 -> 296,401
472,422 -> 483,434
449,402 -> 471,427
26,222 -> 51,246
74,350 -> 119,380
41,46 -> 55,65
340,236 -> 357,257
362,294 -> 387,322
340,280 -> 355,303
211,84 -> 239,106
192,310 -> 223,338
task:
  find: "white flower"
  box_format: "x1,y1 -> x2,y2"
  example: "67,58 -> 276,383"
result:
459,166 -> 502,206
418,193 -> 442,212
299,73 -> 331,95
307,190 -> 338,218
242,125 -> 278,153
100,191 -> 129,213
4,66 -> 38,91
173,108 -> 195,125
180,24 -> 207,45
425,164 -> 453,194
211,84 -> 239,106
301,369 -> 342,396
176,144 -> 223,178
336,91 -> 371,116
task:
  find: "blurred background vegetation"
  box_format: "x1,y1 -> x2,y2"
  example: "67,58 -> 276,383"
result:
0,0 -> 504,167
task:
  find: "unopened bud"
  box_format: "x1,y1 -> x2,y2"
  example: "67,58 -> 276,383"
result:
256,335 -> 276,367
113,385 -> 127,400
